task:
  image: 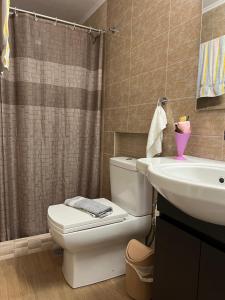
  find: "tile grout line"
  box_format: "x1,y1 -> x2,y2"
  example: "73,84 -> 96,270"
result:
170,12 -> 202,32
165,0 -> 172,97
106,49 -> 199,90
100,1 -> 109,197
127,0 -> 134,133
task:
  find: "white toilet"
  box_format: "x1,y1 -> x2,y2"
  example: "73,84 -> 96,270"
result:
48,157 -> 153,288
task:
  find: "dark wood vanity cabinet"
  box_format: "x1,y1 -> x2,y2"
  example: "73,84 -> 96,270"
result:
198,243 -> 225,300
153,218 -> 200,300
153,195 -> 225,300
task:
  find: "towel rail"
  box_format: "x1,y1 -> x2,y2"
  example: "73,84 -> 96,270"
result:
158,97 -> 168,106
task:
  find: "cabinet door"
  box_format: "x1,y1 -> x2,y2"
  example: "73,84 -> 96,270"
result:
198,243 -> 225,300
153,217 -> 201,300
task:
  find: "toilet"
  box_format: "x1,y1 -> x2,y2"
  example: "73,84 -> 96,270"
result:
48,157 -> 153,288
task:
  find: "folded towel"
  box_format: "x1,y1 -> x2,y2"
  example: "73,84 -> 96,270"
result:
146,104 -> 167,157
64,196 -> 113,218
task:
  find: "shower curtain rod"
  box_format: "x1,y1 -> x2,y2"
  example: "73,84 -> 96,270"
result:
9,6 -> 106,33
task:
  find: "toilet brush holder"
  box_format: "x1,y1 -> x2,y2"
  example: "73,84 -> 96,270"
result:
175,132 -> 190,160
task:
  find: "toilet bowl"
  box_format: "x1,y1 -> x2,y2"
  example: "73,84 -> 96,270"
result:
48,157 -> 153,288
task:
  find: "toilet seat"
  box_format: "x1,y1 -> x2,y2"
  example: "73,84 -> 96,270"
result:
48,198 -> 128,234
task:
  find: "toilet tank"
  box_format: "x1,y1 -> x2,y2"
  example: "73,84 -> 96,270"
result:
110,157 -> 153,217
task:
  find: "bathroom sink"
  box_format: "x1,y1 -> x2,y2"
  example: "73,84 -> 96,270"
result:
137,156 -> 225,226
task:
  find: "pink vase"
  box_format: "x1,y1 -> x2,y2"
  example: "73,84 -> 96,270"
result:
175,132 -> 191,160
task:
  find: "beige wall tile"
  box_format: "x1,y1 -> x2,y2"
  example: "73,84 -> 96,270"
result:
168,16 -> 201,65
213,3 -> 225,19
115,133 -> 147,158
162,134 -> 177,156
186,135 -> 223,160
104,107 -> 128,132
106,50 -> 131,85
101,154 -> 111,199
170,0 -> 202,29
107,0 -> 132,27
164,104 -> 176,134
105,79 -> 130,108
163,134 -> 224,161
128,104 -> 155,133
132,0 -> 170,48
130,68 -> 166,105
166,57 -> 199,99
103,132 -> 114,155
132,0 -> 170,20
132,0 -> 150,19
201,11 -> 213,43
169,16 -> 201,47
131,33 -> 168,76
201,28 -> 213,44
212,17 -> 225,39
222,141 -> 225,161
106,3 -> 132,58
106,29 -> 131,59
168,39 -> 200,67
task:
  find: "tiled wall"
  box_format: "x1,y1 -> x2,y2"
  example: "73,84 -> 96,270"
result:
88,0 -> 225,198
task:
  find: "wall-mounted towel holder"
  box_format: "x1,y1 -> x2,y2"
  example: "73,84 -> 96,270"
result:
157,97 -> 168,106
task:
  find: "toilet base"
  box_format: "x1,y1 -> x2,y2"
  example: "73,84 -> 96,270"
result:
62,242 -> 128,288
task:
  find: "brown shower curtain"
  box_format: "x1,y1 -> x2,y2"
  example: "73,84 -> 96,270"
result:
0,14 -> 103,241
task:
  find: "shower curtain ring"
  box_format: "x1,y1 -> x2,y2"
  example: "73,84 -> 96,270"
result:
89,27 -> 92,34
72,23 -> 76,30
15,7 -> 18,17
54,17 -> 58,26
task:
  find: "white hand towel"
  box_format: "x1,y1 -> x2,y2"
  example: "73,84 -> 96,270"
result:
146,105 -> 167,157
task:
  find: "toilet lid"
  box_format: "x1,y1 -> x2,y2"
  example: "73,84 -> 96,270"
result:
48,198 -> 128,234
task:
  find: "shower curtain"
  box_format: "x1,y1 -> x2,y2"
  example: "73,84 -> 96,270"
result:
0,13 -> 103,241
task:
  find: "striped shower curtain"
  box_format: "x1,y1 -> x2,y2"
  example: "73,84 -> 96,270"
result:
0,13 -> 103,241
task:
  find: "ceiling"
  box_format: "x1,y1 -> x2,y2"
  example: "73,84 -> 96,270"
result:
10,0 -> 106,24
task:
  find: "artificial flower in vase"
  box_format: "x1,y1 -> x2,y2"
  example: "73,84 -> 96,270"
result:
174,116 -> 191,160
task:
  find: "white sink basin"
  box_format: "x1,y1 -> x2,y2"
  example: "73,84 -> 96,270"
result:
137,156 -> 225,226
